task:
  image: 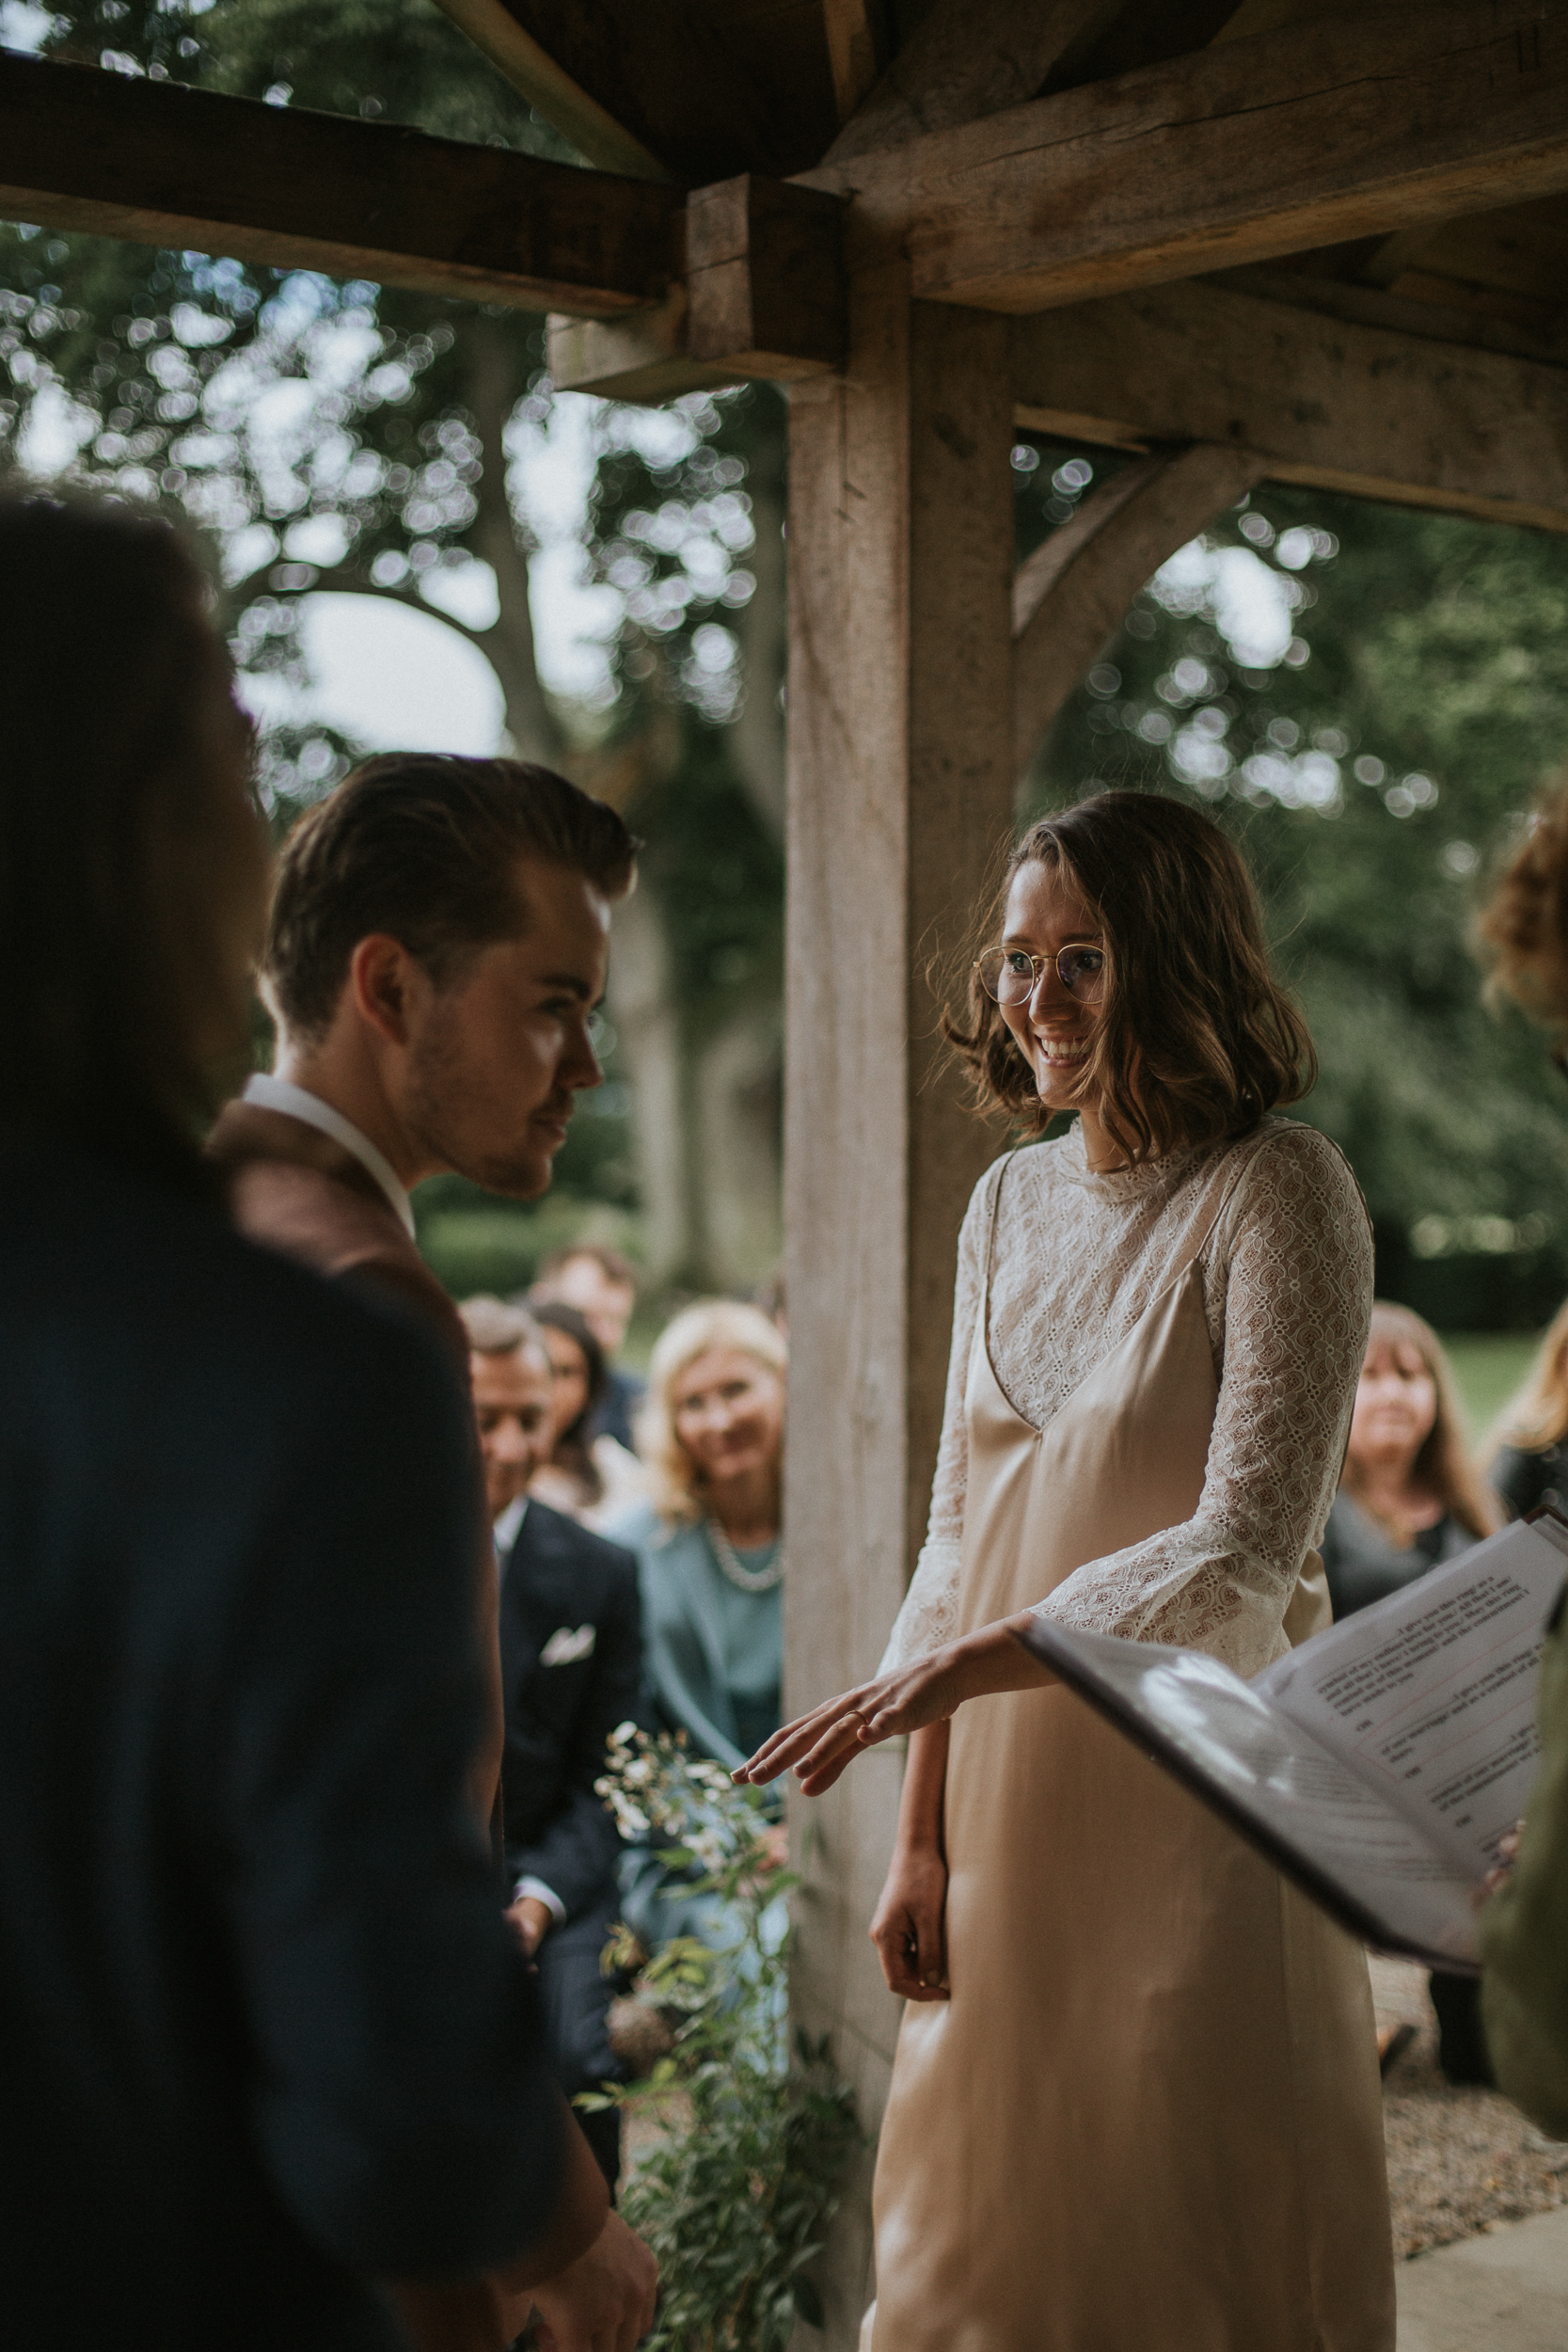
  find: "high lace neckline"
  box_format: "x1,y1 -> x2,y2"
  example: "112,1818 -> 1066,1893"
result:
1050,1116 -> 1204,1201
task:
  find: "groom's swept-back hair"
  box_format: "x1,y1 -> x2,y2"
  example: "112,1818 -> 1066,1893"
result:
262,753 -> 638,1040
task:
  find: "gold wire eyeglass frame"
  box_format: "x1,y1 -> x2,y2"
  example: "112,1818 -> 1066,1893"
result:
974,944 -> 1107,1006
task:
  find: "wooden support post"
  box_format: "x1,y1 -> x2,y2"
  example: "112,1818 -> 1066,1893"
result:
784,281 -> 1014,2345
1012,443 -> 1268,783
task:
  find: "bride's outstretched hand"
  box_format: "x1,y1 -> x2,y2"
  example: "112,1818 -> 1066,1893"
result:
732,1616 -> 1055,1798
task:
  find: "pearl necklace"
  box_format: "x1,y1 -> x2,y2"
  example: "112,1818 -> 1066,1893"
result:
706,1517 -> 784,1594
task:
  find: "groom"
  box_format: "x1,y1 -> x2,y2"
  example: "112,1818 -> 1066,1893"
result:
207,750 -> 650,2341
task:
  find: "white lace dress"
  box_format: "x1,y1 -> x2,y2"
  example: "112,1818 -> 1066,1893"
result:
882,1113 -> 1372,1679
865,1115 -> 1395,2352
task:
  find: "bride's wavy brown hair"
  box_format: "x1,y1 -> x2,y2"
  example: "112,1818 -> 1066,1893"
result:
943,790 -> 1316,1164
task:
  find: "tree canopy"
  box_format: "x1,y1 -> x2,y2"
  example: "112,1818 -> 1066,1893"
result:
6,2 -> 1568,1325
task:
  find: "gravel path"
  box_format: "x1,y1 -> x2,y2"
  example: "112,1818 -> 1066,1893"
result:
1373,1959 -> 1568,2259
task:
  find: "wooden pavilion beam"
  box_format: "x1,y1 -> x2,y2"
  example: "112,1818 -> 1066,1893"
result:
825,0 -> 1243,164
0,50 -> 681,316
1011,278 -> 1568,533
809,2 -> 1568,312
1012,444 -> 1268,784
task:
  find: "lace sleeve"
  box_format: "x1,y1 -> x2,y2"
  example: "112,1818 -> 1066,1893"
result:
877,1163 -> 997,1672
1029,1128 -> 1372,1679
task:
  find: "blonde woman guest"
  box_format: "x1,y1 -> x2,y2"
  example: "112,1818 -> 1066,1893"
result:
1489,1297 -> 1568,1523
1324,1301 -> 1500,1622
1325,1302 -> 1500,2084
604,1301 -> 786,1948
736,792 -> 1393,2352
529,1301 -> 647,1533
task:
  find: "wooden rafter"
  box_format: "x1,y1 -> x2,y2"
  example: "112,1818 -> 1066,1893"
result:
428,0 -> 672,182
426,0 -> 840,184
1011,278 -> 1568,533
819,0 -> 884,125
0,51 -> 681,315
825,0 -> 1116,164
809,2 -> 1568,312
1011,446 -> 1268,783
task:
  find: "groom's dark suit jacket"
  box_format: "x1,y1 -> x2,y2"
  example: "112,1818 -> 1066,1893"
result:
0,1134 -> 559,2352
500,1502 -> 642,1924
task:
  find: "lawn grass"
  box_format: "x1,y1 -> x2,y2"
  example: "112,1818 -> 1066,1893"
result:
1441,1330 -> 1542,1445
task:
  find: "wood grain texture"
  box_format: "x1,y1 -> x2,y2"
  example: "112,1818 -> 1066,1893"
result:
455,0 -> 841,183
1010,278 -> 1568,531
686,177 -> 847,375
1012,445 -> 1268,781
549,177 -> 846,393
805,3 -> 1568,313
429,0 -> 673,180
826,0 -> 1116,163
784,282 -> 1013,2347
820,0 -> 885,123
0,52 -> 680,316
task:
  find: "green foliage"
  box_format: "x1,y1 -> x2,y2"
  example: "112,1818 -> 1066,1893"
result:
1015,439 -> 1568,1327
589,1730 -> 862,2350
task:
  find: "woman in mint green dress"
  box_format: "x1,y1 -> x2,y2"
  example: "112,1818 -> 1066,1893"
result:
605,1299 -> 787,1948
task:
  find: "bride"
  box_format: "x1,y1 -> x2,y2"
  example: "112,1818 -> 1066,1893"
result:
737,791 -> 1394,2350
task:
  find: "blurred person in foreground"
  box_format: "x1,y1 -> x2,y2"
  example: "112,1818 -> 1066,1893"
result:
530,1299 -> 648,1531
461,1296 -> 642,2191
604,1301 -> 788,1953
1474,778 -> 1568,2137
0,493 -> 654,2352
207,754 -> 638,1831
531,1242 -> 645,1452
1487,1297 -> 1568,1522
1324,1302 -> 1500,2084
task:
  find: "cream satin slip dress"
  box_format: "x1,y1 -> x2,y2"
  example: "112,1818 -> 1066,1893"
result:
866,1150 -> 1394,2352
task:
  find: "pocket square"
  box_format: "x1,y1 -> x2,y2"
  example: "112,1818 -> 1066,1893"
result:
541,1624 -> 596,1667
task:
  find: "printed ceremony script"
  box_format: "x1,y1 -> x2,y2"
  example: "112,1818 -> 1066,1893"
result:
1019,1513 -> 1568,1971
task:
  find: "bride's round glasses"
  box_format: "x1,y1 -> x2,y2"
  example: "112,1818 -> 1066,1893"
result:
975,943 -> 1106,1006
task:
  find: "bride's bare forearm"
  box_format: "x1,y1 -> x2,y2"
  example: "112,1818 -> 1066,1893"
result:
895,1720 -> 949,1853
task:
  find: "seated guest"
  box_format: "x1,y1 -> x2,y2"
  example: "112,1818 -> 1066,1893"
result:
460,1296 -> 643,2191
1488,1296 -> 1568,1521
606,1301 -> 787,1950
532,1241 -> 645,1451
531,1299 -> 648,1532
0,493 -> 652,2351
1323,1300 -> 1499,1619
1324,1299 -> 1500,2085
1475,781 -> 1568,2135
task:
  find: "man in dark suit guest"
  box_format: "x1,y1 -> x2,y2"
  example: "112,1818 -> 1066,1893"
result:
0,494 -> 655,2352
462,1297 -> 643,2190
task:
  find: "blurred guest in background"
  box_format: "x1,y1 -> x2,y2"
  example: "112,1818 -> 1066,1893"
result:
532,1242 -> 645,1450
0,494 -> 650,2351
460,1296 -> 642,2191
606,1301 -> 787,1949
1323,1301 -> 1499,1620
1475,778 -> 1568,2136
1488,1297 -> 1568,1522
531,1299 -> 648,1532
1323,1300 -> 1501,2085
